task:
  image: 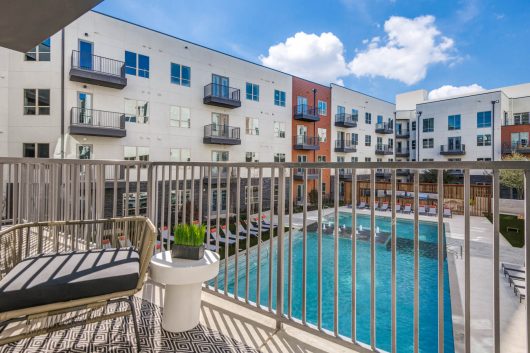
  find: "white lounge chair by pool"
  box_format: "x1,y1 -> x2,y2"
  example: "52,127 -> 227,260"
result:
220,225 -> 246,240
357,201 -> 366,209
238,222 -> 258,237
403,204 -> 412,214
209,228 -> 236,244
378,202 -> 389,211
443,208 -> 452,218
428,207 -> 437,216
419,206 -> 426,215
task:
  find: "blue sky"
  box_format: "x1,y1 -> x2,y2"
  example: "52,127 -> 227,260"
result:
95,0 -> 530,102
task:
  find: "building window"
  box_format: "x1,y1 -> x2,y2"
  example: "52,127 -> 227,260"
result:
124,99 -> 149,124
170,148 -> 191,162
317,155 -> 326,162
25,38 -> 51,61
212,151 -> 229,162
274,153 -> 286,162
318,100 -> 327,115
423,118 -> 434,132
411,121 -> 416,131
274,121 -> 285,138
448,114 -> 461,130
351,156 -> 358,162
422,158 -> 434,161
78,144 -> 92,159
317,128 -> 327,142
23,143 -> 49,158
246,117 -> 259,135
365,112 -> 372,124
245,152 -> 259,162
477,134 -> 492,146
23,89 -> 50,115
169,106 -> 191,128
352,109 -> 359,120
422,138 -> 434,148
125,51 -> 149,78
477,111 -> 492,128
411,140 -> 416,149
352,133 -> 358,145
365,135 -> 371,146
274,90 -> 286,106
246,82 -> 259,101
513,113 -> 530,125
170,63 -> 191,86
124,146 -> 149,164
365,157 -> 371,162
477,158 -> 492,161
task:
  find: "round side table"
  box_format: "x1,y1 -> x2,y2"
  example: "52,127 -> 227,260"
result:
150,250 -> 220,332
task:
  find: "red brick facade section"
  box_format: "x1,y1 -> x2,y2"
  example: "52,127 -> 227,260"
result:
501,125 -> 530,155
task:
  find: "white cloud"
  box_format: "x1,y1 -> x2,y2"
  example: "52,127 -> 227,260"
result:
348,15 -> 455,85
259,32 -> 349,84
428,84 -> 485,100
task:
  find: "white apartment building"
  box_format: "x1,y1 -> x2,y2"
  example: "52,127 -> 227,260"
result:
0,11 -> 293,167
330,84 -> 396,179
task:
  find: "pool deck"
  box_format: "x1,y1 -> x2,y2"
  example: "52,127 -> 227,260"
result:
274,207 -> 526,353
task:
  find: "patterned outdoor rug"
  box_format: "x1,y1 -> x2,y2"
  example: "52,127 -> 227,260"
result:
1,297 -> 260,353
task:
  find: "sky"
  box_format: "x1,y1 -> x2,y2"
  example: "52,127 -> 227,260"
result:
94,0 -> 530,102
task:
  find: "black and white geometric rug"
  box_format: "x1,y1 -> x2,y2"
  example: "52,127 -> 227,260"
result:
1,297 -> 260,353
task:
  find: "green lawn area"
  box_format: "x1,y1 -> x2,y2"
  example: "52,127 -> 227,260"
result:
486,213 -> 525,248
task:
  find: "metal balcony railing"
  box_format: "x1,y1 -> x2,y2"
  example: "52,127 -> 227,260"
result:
203,83 -> 241,108
375,144 -> 393,155
395,148 -> 410,157
335,113 -> 358,127
293,135 -> 320,150
71,50 -> 126,77
502,143 -> 530,154
0,158 -> 528,353
334,139 -> 357,152
69,107 -> 126,138
440,144 -> 466,155
293,104 -> 319,122
375,122 -> 393,134
203,124 -> 241,145
396,129 -> 410,138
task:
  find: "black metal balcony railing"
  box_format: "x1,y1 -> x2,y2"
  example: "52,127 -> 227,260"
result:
69,107 -> 126,138
293,104 -> 319,122
440,144 -> 466,155
395,129 -> 410,138
293,168 -> 319,180
335,113 -> 358,128
375,144 -> 393,155
70,51 -> 127,89
375,168 -> 392,177
293,135 -> 320,150
203,124 -> 241,145
396,168 -> 411,176
503,114 -> 530,126
375,122 -> 393,134
338,168 -> 353,180
395,148 -> 410,157
203,83 -> 241,108
502,143 -> 530,154
334,140 -> 357,153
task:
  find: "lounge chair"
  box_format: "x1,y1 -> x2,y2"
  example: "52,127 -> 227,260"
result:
209,228 -> 236,244
428,207 -> 437,216
238,222 -> 258,237
443,208 -> 452,218
403,204 -> 412,214
378,202 -> 389,212
515,286 -> 526,303
419,206 -> 427,215
251,218 -> 271,231
394,204 -> 402,213
261,215 -> 277,229
357,201 -> 366,209
508,273 -> 526,287
502,262 -> 525,277
220,224 -> 246,240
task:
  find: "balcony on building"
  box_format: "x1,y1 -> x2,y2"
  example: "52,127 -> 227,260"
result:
395,129 -> 410,139
334,113 -> 357,128
69,107 -> 126,138
440,144 -> 466,155
293,135 -> 320,150
502,142 -> 530,154
375,144 -> 393,155
396,168 -> 411,176
503,112 -> 530,126
293,104 -> 319,122
375,122 -> 393,134
395,148 -> 410,158
69,50 -> 127,89
334,140 -> 356,153
293,168 -> 319,180
375,168 -> 392,178
203,124 -> 241,145
338,168 -> 353,181
203,83 -> 241,108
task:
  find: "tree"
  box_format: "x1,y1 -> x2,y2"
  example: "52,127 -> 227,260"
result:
500,153 -> 527,199
420,169 -> 461,184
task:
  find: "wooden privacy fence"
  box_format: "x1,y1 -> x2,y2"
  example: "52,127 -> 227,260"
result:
357,181 -> 492,216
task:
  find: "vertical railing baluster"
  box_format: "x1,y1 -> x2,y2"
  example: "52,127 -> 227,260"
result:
198,166 -> 203,226
302,167 -> 308,325
276,166 -> 285,326
167,165 -> 173,251
351,168 -> 357,343
125,166 -> 130,217
391,169 -> 397,353
183,166 -> 188,225
257,168 -> 263,308
370,168 -> 376,350
493,169 -> 500,353
317,168 -> 323,331
190,166 -> 195,224
268,167 -> 275,312
288,167 -> 293,320
524,170 -> 530,353
113,165 -> 118,218
175,166 -> 180,229
437,169 -> 444,353
136,163 -> 140,216
464,169 -> 471,353
224,166 -> 231,296
234,167 -> 240,300
161,165 -> 166,247
333,167 -> 339,337
413,169 -> 420,353
206,167 -> 212,258
215,167 -> 221,291
245,167 -> 251,303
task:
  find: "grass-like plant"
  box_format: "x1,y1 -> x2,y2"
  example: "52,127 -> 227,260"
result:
173,223 -> 206,247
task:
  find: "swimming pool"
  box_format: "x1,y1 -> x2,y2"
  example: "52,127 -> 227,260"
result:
216,212 -> 455,353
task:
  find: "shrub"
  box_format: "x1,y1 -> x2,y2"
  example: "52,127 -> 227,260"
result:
173,223 -> 205,247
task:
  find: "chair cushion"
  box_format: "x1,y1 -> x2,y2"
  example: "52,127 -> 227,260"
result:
0,248 -> 140,312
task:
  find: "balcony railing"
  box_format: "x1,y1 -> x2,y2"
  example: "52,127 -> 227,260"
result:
338,168 -> 353,180
293,135 -> 320,150
503,114 -> 530,126
375,144 -> 393,155
375,122 -> 393,134
203,124 -> 241,145
440,144 -> 466,155
502,143 -> 530,154
293,168 -> 319,180
396,129 -> 410,138
293,104 -> 319,122
0,158 -> 528,353
335,113 -> 358,127
70,50 -> 127,89
203,83 -> 241,108
69,107 -> 126,138
395,148 -> 410,157
334,139 -> 357,153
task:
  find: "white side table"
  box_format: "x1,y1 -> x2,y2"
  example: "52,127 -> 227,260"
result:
150,250 -> 220,332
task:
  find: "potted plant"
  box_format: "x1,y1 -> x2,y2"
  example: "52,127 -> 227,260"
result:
171,223 -> 206,260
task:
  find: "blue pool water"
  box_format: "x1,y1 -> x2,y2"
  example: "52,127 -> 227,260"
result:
216,213 -> 454,353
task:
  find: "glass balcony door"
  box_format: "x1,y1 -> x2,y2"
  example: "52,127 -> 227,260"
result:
77,92 -> 92,124
212,74 -> 229,99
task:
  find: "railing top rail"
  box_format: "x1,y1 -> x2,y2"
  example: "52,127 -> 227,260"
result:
204,82 -> 240,91
1,157 -> 530,170
204,123 -> 240,129
71,50 -> 125,66
71,107 -> 124,116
